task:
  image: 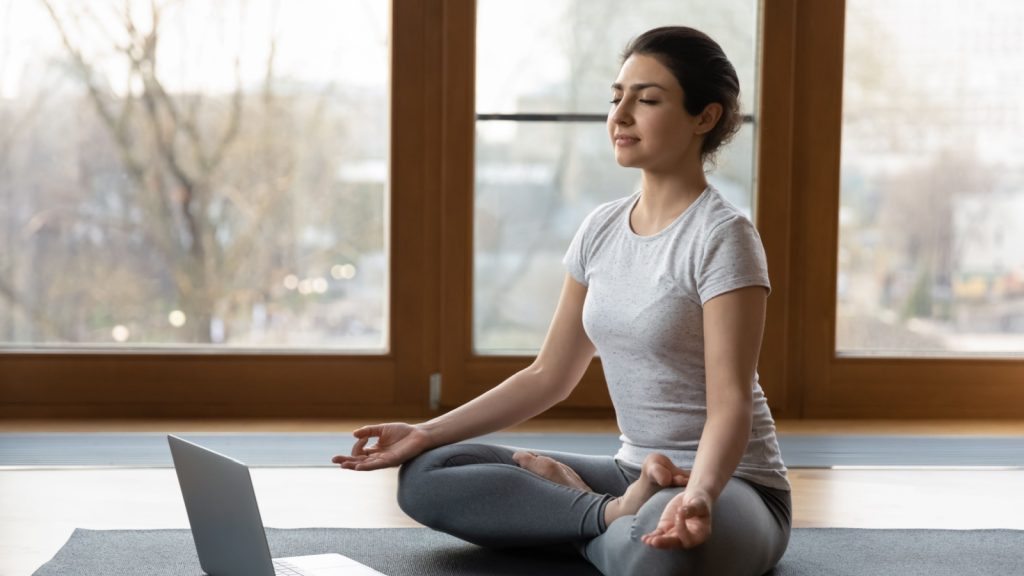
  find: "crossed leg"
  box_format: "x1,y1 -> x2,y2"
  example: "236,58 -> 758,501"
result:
398,444 -> 685,547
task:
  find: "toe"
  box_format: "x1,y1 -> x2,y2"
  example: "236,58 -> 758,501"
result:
642,453 -> 685,487
530,455 -> 560,476
512,451 -> 536,467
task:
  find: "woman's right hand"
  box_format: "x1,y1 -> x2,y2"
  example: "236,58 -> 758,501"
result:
331,423 -> 434,471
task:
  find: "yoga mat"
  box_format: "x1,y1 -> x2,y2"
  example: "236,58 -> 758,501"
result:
3,432 -> 1024,468
32,527 -> 1024,576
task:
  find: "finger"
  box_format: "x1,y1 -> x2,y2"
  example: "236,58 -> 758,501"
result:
354,452 -> 397,471
352,425 -> 383,438
644,527 -> 665,539
643,534 -> 684,549
675,505 -> 696,547
678,524 -> 709,549
672,473 -> 689,486
689,500 -> 710,520
354,459 -> 390,471
642,527 -> 686,549
350,436 -> 370,456
343,454 -> 382,470
646,515 -> 677,543
679,505 -> 712,549
333,454 -> 366,465
652,515 -> 676,534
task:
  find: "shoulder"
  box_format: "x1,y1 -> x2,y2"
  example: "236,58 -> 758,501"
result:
690,187 -> 762,248
693,187 -> 771,302
564,192 -> 638,281
572,192 -> 637,242
580,192 -> 637,229
695,187 -> 756,234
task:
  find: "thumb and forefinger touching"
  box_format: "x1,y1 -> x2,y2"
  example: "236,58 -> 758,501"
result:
331,426 -> 388,470
642,493 -> 712,549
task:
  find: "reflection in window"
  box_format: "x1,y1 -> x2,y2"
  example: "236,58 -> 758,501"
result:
0,0 -> 388,350
474,0 -> 759,353
838,0 -> 1024,356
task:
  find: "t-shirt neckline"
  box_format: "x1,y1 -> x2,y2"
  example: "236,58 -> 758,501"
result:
624,186 -> 712,241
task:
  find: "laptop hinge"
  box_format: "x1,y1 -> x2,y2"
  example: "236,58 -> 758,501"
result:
429,372 -> 442,411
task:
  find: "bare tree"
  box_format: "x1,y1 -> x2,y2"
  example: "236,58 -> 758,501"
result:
39,0 -> 251,341
21,0 -> 359,344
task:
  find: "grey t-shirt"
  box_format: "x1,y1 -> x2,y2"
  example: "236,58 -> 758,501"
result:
563,186 -> 790,491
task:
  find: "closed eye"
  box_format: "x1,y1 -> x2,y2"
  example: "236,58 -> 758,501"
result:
609,98 -> 659,105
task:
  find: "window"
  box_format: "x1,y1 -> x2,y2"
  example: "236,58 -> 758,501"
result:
473,0 -> 760,354
6,0 -> 1021,418
837,0 -> 1024,357
784,0 -> 1024,419
0,0 -> 389,351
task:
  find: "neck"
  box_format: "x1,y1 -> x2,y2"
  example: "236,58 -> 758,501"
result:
637,160 -> 708,216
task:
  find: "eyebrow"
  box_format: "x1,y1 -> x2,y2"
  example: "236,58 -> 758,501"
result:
610,82 -> 668,92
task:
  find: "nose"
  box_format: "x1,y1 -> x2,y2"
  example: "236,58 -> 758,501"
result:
608,101 -> 633,127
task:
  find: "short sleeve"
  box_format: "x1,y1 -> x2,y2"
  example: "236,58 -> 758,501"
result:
697,216 -> 771,305
562,211 -> 595,286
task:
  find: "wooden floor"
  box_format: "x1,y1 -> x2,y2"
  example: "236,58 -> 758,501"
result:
3,418 -> 1024,576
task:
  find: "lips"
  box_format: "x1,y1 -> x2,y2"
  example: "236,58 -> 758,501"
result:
614,135 -> 640,146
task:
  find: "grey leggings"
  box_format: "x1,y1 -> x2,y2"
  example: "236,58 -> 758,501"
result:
398,443 -> 791,576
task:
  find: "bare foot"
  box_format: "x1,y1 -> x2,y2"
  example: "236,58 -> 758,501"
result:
603,453 -> 689,527
512,451 -> 593,492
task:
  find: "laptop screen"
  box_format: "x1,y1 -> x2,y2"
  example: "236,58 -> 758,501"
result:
168,435 -> 276,576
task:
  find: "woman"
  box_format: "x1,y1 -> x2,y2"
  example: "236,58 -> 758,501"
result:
333,26 -> 791,576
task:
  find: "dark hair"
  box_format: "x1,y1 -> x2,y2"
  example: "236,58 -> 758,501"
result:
622,26 -> 741,166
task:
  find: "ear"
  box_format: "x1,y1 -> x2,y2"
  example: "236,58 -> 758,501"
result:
694,102 -> 723,135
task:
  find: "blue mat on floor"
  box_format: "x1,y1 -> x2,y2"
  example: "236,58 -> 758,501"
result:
32,527 -> 1024,576
2,432 -> 1023,467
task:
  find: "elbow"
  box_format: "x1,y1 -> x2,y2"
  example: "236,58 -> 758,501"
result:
523,363 -> 575,404
706,387 -> 753,428
707,405 -> 752,433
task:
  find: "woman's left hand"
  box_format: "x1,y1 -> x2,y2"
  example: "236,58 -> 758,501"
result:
641,489 -> 713,549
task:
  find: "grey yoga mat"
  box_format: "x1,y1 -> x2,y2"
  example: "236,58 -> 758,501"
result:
33,527 -> 1024,576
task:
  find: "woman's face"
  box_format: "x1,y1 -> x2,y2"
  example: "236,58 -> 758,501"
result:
607,54 -> 703,172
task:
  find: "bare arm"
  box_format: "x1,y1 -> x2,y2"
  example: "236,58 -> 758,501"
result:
419,274 -> 596,447
642,285 -> 766,549
334,274 -> 596,469
686,285 -> 765,501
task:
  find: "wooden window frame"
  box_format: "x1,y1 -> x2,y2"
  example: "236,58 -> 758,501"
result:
4,0 -> 1021,420
0,0 -> 445,419
781,0 -> 1024,418
440,0 -> 1024,420
437,0 -> 610,415
440,1 -> 779,416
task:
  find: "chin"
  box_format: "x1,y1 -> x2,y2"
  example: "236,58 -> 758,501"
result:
613,152 -> 645,169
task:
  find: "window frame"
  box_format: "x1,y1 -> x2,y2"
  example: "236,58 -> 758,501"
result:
0,0 -> 441,418
782,0 -> 1024,418
441,0 -> 774,414
3,0 -> 1022,420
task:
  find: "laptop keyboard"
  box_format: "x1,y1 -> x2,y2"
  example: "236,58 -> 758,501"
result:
273,559 -> 306,576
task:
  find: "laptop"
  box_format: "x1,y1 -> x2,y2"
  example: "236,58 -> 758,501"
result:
167,434 -> 387,576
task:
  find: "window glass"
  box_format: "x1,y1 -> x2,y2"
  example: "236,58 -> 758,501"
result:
474,0 -> 759,353
837,0 -> 1024,356
0,0 -> 389,350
